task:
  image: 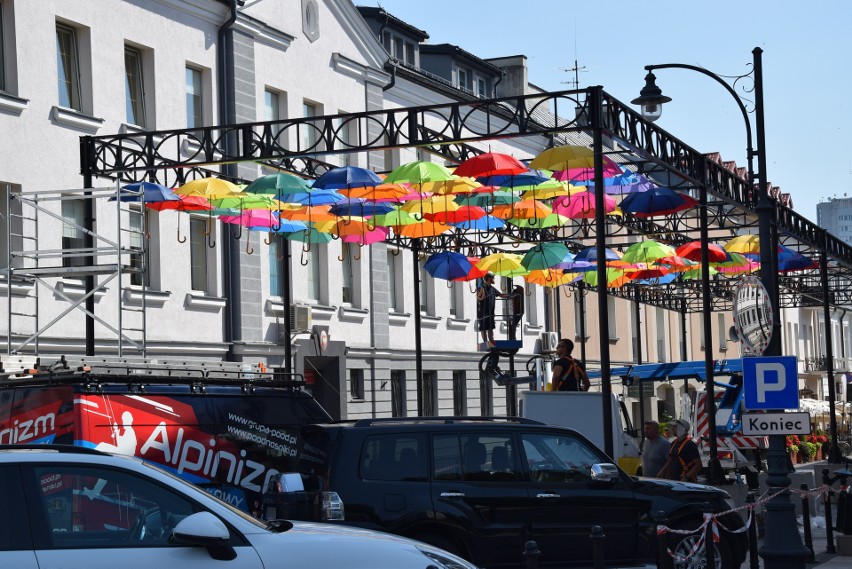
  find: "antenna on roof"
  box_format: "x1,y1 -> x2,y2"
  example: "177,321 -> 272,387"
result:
559,24 -> 587,89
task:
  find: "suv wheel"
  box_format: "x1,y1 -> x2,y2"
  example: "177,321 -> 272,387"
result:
668,522 -> 734,569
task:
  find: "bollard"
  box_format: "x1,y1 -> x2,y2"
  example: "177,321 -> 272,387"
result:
826,486 -> 837,554
654,510 -> 674,569
523,540 -> 540,569
590,525 -> 605,569
801,483 -> 816,562
702,502 -> 716,569
746,492 -> 760,569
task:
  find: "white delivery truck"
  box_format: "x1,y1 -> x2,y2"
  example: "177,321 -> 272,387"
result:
518,390 -> 642,475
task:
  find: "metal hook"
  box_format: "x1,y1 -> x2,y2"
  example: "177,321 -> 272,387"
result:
300,244 -> 309,266
563,286 -> 573,299
207,230 -> 216,248
176,217 -> 187,244
468,280 -> 476,293
354,246 -> 362,261
203,214 -> 213,236
264,233 -> 273,245
232,223 -> 243,240
245,231 -> 254,255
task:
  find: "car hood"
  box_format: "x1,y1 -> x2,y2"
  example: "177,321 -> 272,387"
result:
246,521 -> 477,569
635,477 -> 730,496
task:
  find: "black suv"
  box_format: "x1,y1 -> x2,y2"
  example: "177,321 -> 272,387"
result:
269,417 -> 747,568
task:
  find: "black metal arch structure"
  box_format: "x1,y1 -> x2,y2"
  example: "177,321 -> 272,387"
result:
81,86 -> 852,313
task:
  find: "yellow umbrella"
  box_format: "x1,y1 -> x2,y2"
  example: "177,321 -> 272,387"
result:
519,180 -> 577,200
421,176 -> 482,195
176,177 -> 242,199
400,195 -> 460,215
725,234 -> 761,254
477,253 -> 527,277
314,216 -> 373,237
529,145 -> 594,170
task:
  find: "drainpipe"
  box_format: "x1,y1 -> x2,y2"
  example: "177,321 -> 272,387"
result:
218,0 -> 239,360
493,70 -> 505,98
382,64 -> 396,92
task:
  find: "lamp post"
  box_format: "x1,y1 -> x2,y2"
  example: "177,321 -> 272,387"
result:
632,48 -> 807,569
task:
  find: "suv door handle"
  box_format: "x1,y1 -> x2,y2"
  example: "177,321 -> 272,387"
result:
536,493 -> 560,499
440,492 -> 465,498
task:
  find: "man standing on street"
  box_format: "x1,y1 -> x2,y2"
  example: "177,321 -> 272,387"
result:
658,418 -> 701,482
640,420 -> 670,478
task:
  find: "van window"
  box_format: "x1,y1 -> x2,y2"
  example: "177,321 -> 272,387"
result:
359,434 -> 427,482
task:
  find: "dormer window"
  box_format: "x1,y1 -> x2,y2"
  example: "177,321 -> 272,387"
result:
404,41 -> 415,65
457,68 -> 468,90
477,78 -> 487,98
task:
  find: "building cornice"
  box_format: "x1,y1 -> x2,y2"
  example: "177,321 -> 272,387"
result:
148,0 -> 230,25
332,53 -> 390,86
324,0 -> 388,71
234,13 -> 295,52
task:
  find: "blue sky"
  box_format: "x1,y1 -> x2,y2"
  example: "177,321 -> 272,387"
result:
364,1 -> 852,223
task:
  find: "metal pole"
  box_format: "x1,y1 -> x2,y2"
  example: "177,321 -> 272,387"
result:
680,298 -> 688,361
282,238 -> 293,375
412,241 -> 424,416
590,86 -> 614,457
751,47 -> 809,569
635,298 -> 645,434
822,231 -> 841,462
800,484 -> 816,562
700,184 -> 723,484
81,137 -> 96,356
578,282 -> 587,364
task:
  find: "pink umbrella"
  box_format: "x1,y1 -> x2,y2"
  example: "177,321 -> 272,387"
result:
552,156 -> 621,181
553,191 -> 616,219
342,226 -> 390,245
219,210 -> 277,227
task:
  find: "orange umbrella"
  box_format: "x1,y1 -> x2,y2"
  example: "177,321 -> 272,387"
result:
279,205 -> 337,222
314,216 -> 373,237
394,220 -> 452,238
341,183 -> 410,201
491,199 -> 552,220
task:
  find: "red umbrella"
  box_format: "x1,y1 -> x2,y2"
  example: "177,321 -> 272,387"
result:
425,205 -> 487,224
675,241 -> 729,263
453,152 -> 528,178
453,257 -> 488,282
146,194 -> 212,211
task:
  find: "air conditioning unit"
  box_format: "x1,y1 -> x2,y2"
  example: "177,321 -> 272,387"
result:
540,331 -> 558,353
289,304 -> 313,332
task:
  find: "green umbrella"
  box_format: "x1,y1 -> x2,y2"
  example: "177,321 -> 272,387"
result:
384,161 -> 454,184
521,243 -> 570,271
621,239 -> 676,264
244,173 -> 311,195
372,208 -> 422,227
682,266 -> 719,280
287,228 -> 333,243
508,213 -> 570,229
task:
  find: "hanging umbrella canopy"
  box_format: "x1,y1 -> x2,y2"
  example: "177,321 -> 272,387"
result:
314,216 -> 373,237
328,198 -> 396,217
529,145 -> 595,170
372,208 -> 422,227
576,171 -> 657,194
521,242 -> 570,271
477,253 -> 527,277
210,194 -> 283,211
675,241 -> 730,263
776,244 -> 819,271
682,265 -> 719,280
620,187 -> 697,218
524,269 -> 576,287
551,156 -> 622,182
400,195 -> 460,215
342,226 -> 390,245
384,161 -> 454,184
632,272 -> 679,286
452,257 -> 489,282
492,199 -> 552,220
453,152 -> 528,178
426,205 -> 486,224
312,166 -> 383,190
424,252 -> 474,281
725,234 -> 761,255
520,179 -> 574,200
507,213 -> 570,229
219,209 -> 278,227
244,173 -> 311,196
421,176 -> 481,195
257,219 -> 308,233
115,181 -> 180,204
287,228 -> 334,243
285,189 -> 344,206
654,254 -> 698,272
621,239 -> 676,264
582,267 -> 633,288
627,264 -> 671,281
146,194 -> 213,211
574,246 -> 622,264
394,220 -> 452,238
176,177 -> 242,199
478,169 -> 552,188
450,215 -> 505,231
456,190 -> 519,207
342,183 -> 409,201
279,205 -> 338,222
715,251 -> 759,274
553,190 -> 616,219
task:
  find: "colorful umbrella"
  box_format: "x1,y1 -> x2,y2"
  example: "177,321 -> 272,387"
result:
776,245 -> 819,271
384,161 -> 454,184
116,181 -> 180,204
342,226 -> 390,245
724,234 -> 760,255
576,171 -> 657,194
621,239 -> 676,264
682,266 -> 719,280
450,215 -> 506,231
675,241 -> 730,263
529,145 -> 594,170
342,183 -> 409,201
394,220 -> 452,238
524,269 -> 576,287
424,252 -> 474,281
176,177 -> 241,199
279,205 -> 337,222
147,194 -> 213,211
328,198 -> 396,217
507,213 -> 570,229
551,156 -> 622,182
715,252 -> 759,274
520,179 -> 574,200
582,267 -> 633,288
478,169 -> 552,188
521,243 -> 570,271
287,228 -> 334,243
574,246 -> 622,263
456,190 -> 519,207
372,208 -> 422,227
285,189 -> 344,206
492,199 -> 552,220
400,195 -> 459,215
219,210 -> 279,227
314,216 -> 373,238
452,257 -> 489,282
421,176 -> 481,195
425,205 -> 486,224
453,152 -> 528,178
312,166 -> 382,190
477,253 -> 527,277
244,173 -> 311,196
620,187 -> 697,218
553,191 -> 616,219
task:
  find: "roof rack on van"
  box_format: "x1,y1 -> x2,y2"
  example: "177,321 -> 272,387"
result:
351,416 -> 546,427
0,355 -> 306,389
0,443 -> 108,455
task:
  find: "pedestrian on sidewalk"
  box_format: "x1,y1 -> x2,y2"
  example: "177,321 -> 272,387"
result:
658,418 -> 701,482
641,420 -> 670,478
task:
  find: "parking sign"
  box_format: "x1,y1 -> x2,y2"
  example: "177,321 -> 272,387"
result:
742,356 -> 799,410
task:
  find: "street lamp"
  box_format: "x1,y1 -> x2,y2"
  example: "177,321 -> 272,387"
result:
633,48 -> 808,569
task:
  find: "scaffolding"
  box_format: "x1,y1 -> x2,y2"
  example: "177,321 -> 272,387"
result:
3,182 -> 147,356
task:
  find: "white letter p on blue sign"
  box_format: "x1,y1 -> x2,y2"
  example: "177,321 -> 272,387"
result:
755,362 -> 786,403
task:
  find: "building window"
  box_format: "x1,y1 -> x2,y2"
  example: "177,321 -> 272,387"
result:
61,198 -> 85,268
419,260 -> 433,315
189,217 -> 211,293
350,369 -> 365,400
128,207 -> 149,287
341,242 -> 360,306
391,370 -> 405,417
655,307 -> 667,362
524,283 -> 537,326
387,250 -> 401,311
478,78 -> 487,97
124,46 -> 146,127
302,101 -> 318,150
56,24 -> 81,111
185,66 -> 202,128
392,37 -> 403,60
423,371 -> 437,416
269,237 -> 284,297
305,244 -> 324,301
452,371 -> 466,416
404,41 -> 415,65
449,281 -> 460,317
382,31 -> 391,51
264,89 -> 280,121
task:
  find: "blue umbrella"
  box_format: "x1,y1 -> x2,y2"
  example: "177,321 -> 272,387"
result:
113,181 -> 180,203
620,187 -> 697,217
632,272 -> 679,285
573,246 -> 621,263
424,252 -> 473,281
328,198 -> 396,217
577,172 -> 656,194
313,166 -> 382,190
477,170 -> 551,188
285,189 -> 344,206
756,244 -> 818,272
250,219 -> 309,233
450,215 -> 505,231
